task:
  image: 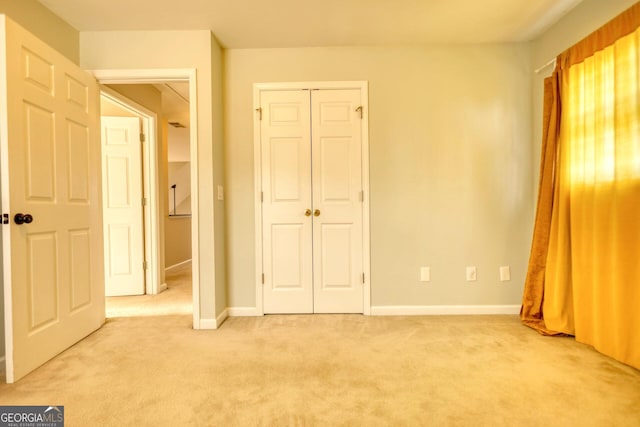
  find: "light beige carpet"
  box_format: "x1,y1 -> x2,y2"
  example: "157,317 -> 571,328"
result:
1,268 -> 639,426
105,261 -> 193,318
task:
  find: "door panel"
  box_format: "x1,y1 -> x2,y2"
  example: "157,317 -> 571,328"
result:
270,138 -> 304,201
271,224 -> 305,288
261,90 -> 313,313
319,224 -> 353,287
27,233 -> 58,329
25,104 -> 56,200
67,121 -> 91,202
1,16 -> 104,383
101,116 -> 145,296
312,89 -> 363,313
69,229 -> 92,310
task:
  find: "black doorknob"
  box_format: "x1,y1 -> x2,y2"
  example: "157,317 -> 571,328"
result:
14,213 -> 33,225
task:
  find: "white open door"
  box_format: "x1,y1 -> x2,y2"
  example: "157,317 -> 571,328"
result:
101,116 -> 145,296
0,16 -> 104,383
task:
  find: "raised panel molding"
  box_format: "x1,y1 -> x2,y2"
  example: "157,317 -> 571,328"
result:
270,103 -> 300,124
25,102 -> 55,201
69,229 -> 92,311
27,232 -> 59,331
107,224 -> 133,276
320,138 -> 351,202
271,224 -> 304,289
319,102 -> 351,123
22,47 -> 54,95
271,138 -> 302,202
320,224 -> 352,288
106,156 -> 131,207
67,120 -> 90,203
65,74 -> 88,111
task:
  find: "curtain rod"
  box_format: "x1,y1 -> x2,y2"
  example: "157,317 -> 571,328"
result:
535,57 -> 557,74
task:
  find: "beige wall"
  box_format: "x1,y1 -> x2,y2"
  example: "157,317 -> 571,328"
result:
80,30 -> 225,321
165,217 -> 192,268
211,34 -> 227,317
0,0 -> 78,63
530,0 -> 638,190
224,45 -> 535,308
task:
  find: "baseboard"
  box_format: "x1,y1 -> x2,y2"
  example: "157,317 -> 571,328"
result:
198,309 -> 229,330
216,309 -> 229,327
158,282 -> 168,293
227,307 -> 262,317
165,259 -> 192,273
370,305 -> 521,316
222,305 -> 519,317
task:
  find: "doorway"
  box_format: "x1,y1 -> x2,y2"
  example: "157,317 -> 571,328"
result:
93,69 -> 200,326
254,82 -> 372,315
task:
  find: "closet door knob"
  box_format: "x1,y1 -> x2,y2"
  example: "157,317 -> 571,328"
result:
305,209 -> 312,217
313,209 -> 320,217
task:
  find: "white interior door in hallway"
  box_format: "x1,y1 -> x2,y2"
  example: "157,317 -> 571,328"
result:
0,16 -> 104,383
101,116 -> 145,296
259,88 -> 367,314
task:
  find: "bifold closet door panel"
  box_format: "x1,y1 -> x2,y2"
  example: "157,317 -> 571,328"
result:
260,90 -> 314,314
311,89 -> 364,313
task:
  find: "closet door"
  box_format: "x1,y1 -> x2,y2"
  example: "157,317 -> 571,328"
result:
311,89 -> 364,313
261,90 -> 313,313
259,87 -> 365,314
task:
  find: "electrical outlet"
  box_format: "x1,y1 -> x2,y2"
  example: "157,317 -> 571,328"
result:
420,267 -> 431,282
500,266 -> 511,281
466,266 -> 477,281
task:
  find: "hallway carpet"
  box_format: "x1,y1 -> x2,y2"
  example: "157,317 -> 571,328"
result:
0,268 -> 639,426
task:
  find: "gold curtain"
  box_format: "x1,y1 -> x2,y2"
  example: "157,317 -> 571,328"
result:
520,71 -> 564,336
522,3 -> 640,369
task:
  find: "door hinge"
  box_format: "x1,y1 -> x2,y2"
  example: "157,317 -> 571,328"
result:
256,107 -> 263,120
2,213 -> 8,224
261,191 -> 264,202
355,106 -> 364,119
359,190 -> 364,202
262,273 -> 265,284
142,197 -> 147,206
140,133 -> 145,143
143,261 -> 148,270
362,273 -> 365,284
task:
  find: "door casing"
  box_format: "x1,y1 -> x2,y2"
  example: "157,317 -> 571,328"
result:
92,69 -> 201,329
253,81 -> 371,315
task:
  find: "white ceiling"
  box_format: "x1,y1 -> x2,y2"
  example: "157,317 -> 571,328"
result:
38,0 -> 584,49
